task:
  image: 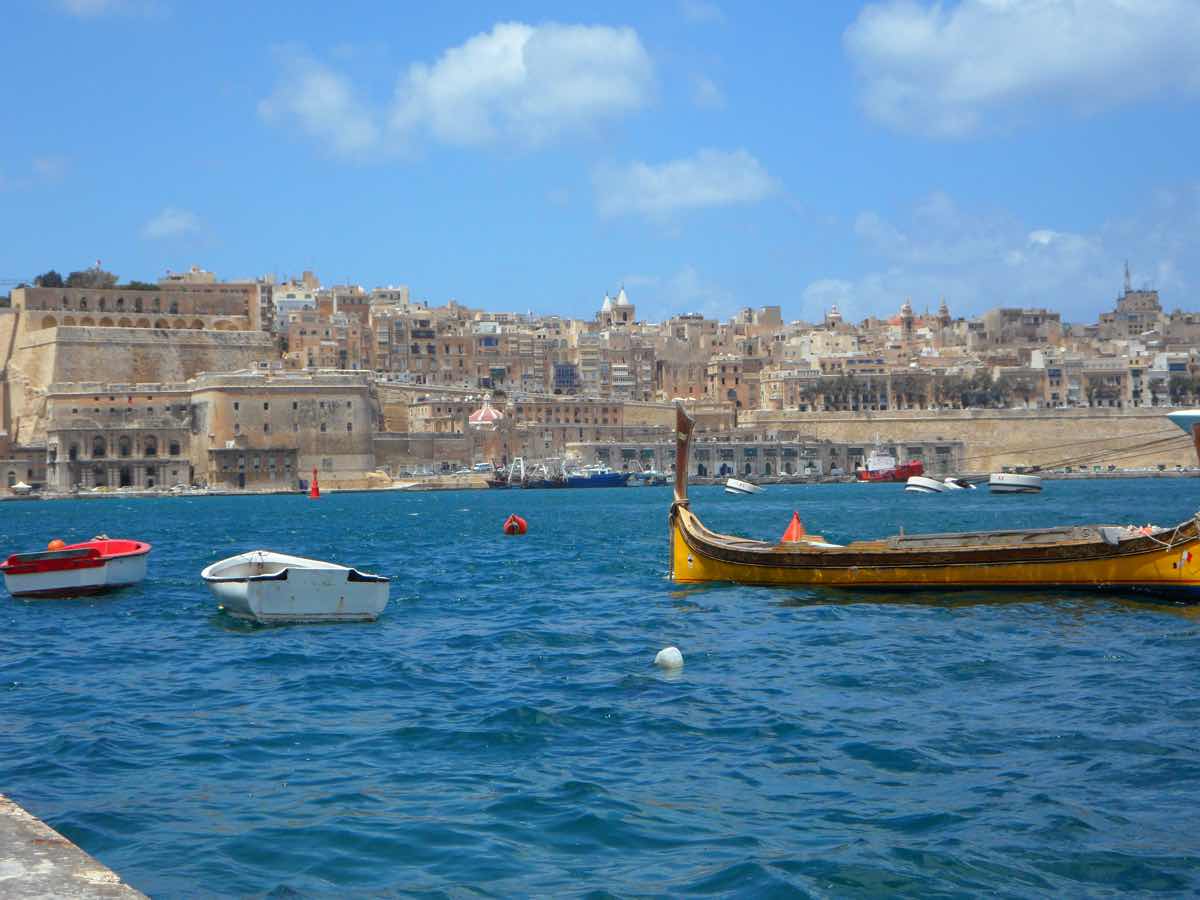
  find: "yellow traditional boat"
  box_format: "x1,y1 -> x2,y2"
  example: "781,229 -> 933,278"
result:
669,404 -> 1200,599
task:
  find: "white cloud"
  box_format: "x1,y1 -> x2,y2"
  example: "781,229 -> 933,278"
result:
844,0 -> 1200,138
259,23 -> 653,158
391,22 -> 652,147
679,0 -> 725,24
691,74 -> 726,109
806,185 -> 1200,322
593,148 -> 778,220
142,207 -> 200,240
258,55 -> 380,158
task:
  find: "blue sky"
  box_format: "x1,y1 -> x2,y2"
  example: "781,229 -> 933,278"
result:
2,0 -> 1199,324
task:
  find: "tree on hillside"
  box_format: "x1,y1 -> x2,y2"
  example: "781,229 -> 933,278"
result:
34,270 -> 64,287
65,267 -> 118,289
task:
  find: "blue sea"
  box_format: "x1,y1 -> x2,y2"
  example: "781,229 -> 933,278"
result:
2,481 -> 1200,897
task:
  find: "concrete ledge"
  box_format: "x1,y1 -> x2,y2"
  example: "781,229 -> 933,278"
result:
0,794 -> 145,898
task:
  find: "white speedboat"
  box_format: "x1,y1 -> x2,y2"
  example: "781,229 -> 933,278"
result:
989,472 -> 1043,494
943,477 -> 977,490
201,550 -> 389,623
904,475 -> 947,493
1,538 -> 150,598
725,478 -> 763,495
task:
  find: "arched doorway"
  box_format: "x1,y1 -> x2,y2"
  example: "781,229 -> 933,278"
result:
743,462 -> 752,476
237,472 -> 245,489
719,463 -> 731,477
119,466 -> 133,488
92,465 -> 106,486
764,463 -> 772,476
697,463 -> 707,477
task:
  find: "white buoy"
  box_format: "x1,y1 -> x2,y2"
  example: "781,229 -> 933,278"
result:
654,646 -> 684,669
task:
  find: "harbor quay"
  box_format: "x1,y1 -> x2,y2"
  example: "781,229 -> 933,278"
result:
0,794 -> 145,897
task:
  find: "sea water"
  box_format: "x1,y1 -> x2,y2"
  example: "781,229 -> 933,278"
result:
2,481 -> 1199,896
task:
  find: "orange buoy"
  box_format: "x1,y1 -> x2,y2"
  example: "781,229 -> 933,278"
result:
780,512 -> 806,543
46,538 -> 66,551
309,467 -> 320,499
503,514 -> 528,536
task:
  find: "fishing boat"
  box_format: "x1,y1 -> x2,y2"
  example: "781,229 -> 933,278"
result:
564,464 -> 630,488
1,537 -> 151,598
668,404 -> 1200,598
725,478 -> 763,495
856,447 -> 924,482
201,550 -> 389,623
989,472 -> 1043,493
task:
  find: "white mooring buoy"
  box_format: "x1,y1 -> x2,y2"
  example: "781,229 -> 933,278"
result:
654,646 -> 684,669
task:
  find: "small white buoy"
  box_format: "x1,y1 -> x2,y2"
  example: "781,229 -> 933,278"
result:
654,646 -> 684,669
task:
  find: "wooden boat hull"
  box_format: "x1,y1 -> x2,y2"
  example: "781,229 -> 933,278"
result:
670,506 -> 1200,598
667,403 -> 1200,599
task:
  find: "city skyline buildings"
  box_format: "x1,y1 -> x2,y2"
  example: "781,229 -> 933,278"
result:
2,2 -> 1199,324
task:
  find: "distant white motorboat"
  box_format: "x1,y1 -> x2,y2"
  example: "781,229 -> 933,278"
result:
943,477 -> 977,490
989,473 -> 1043,494
725,478 -> 763,495
201,550 -> 389,623
905,475 -> 947,493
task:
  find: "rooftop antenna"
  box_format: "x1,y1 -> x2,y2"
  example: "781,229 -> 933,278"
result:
1124,260 -> 1132,294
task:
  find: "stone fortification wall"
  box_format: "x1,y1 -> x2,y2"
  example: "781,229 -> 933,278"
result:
744,408 -> 1195,472
19,326 -> 274,385
3,326 -> 273,444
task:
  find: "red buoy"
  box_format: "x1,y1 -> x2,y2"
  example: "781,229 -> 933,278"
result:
309,467 -> 320,499
780,511 -> 806,542
503,513 -> 528,535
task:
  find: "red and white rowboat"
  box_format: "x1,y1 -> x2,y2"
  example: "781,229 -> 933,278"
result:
0,538 -> 151,599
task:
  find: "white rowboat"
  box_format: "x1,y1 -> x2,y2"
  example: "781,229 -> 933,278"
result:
201,550 -> 389,624
725,478 -> 763,495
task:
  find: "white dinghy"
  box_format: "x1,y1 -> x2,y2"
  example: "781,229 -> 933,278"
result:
942,477 -> 977,490
201,550 -> 389,624
989,472 -> 1043,494
725,478 -> 763,495
904,475 -> 947,494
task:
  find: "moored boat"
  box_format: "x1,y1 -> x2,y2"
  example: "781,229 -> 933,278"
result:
668,404 -> 1200,598
201,550 -> 389,623
1,538 -> 151,599
943,477 -> 977,490
564,464 -> 630,488
904,475 -> 946,493
989,472 -> 1043,493
856,448 -> 924,482
725,478 -> 763,495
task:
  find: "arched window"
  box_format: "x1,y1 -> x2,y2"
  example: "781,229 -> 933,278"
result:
116,297 -> 125,310
99,317 -> 114,327
80,316 -> 95,326
154,319 -> 168,329
118,436 -> 132,458
92,436 -> 107,458
134,297 -> 143,312
191,319 -> 204,330
41,315 -> 57,329
6,471 -> 15,487
68,443 -> 79,461
98,298 -> 107,311
144,436 -> 158,457
169,441 -> 180,456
